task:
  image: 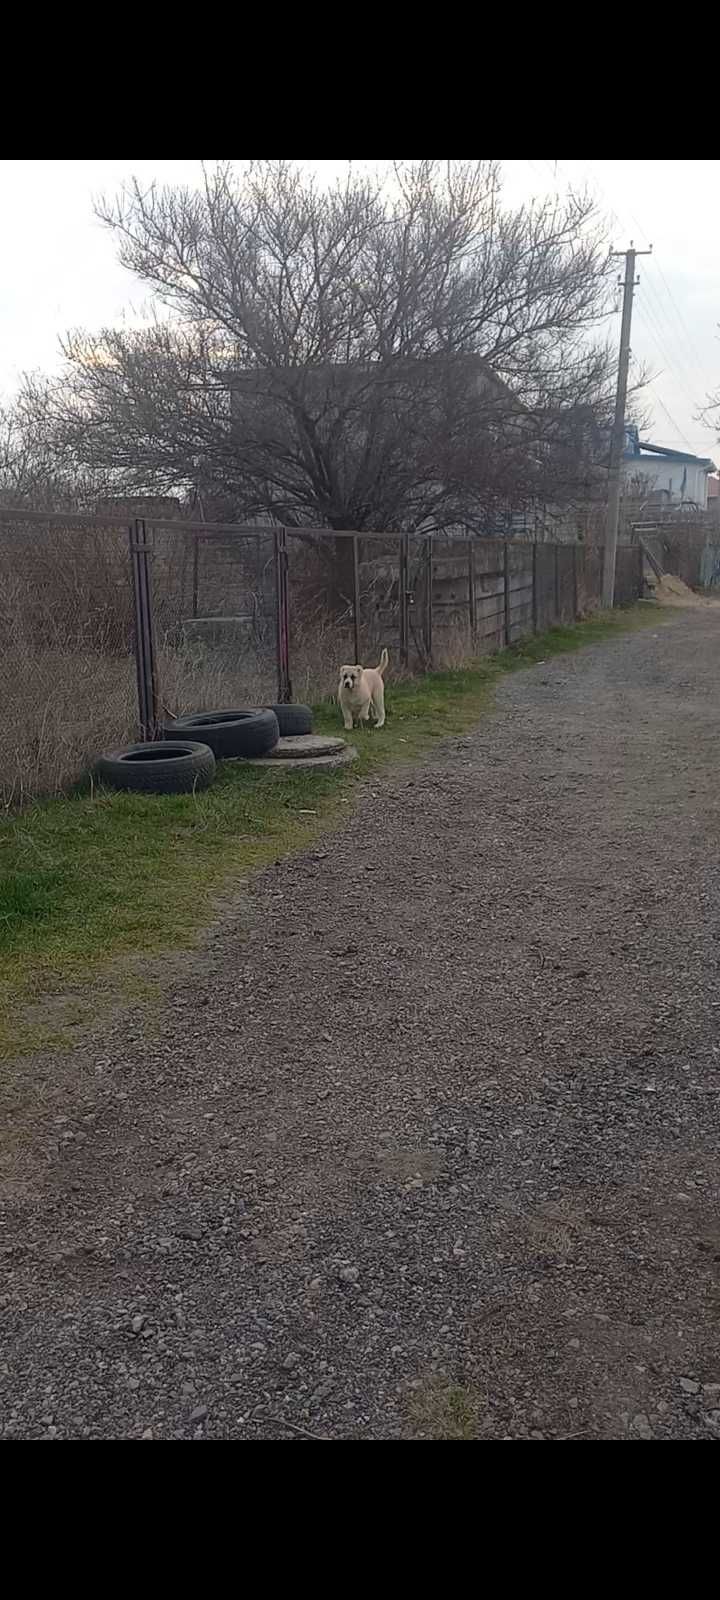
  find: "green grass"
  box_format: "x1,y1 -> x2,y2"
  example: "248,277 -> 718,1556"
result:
0,608 -> 653,1057
408,1378 -> 484,1440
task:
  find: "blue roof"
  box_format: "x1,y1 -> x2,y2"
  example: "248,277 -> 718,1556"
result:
623,438 -> 716,471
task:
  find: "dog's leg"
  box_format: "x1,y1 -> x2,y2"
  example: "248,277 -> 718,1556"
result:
374,684 -> 386,728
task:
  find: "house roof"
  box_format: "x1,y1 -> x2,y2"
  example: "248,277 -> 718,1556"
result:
623,436 -> 716,472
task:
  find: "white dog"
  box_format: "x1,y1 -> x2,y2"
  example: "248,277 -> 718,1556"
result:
338,648 -> 388,730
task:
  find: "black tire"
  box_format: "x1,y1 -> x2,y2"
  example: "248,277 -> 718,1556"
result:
95,741 -> 216,795
269,702 -> 313,737
165,708 -> 279,759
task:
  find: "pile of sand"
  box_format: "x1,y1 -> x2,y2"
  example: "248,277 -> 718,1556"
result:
652,573 -> 718,609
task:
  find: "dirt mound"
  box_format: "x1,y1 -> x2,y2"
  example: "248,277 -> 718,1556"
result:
654,574 -> 718,608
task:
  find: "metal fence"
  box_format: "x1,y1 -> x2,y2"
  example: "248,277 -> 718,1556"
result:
0,505 -> 642,795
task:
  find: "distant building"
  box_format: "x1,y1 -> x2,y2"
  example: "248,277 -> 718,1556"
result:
622,426 -> 717,509
96,495 -> 184,520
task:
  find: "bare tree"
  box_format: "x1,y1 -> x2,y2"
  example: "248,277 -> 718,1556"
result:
16,162 -> 618,590
0,398 -> 115,510
0,403 -> 52,505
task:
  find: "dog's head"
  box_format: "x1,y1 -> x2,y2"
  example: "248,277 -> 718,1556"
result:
339,664 -> 362,693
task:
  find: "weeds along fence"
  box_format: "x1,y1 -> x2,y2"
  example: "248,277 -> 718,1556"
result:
0,506 -> 642,805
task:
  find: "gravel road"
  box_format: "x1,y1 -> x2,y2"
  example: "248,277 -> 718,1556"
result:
2,612 -> 720,1440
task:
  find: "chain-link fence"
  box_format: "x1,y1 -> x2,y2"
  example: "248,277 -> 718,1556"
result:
0,513 -> 137,806
0,507 -> 642,804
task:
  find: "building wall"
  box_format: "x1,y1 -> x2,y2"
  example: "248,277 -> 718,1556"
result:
623,455 -> 709,508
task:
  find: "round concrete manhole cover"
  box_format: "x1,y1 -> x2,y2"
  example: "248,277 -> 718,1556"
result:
266,734 -> 348,759
246,734 -> 357,770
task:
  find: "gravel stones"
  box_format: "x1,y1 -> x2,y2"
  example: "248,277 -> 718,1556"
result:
1,613 -> 719,1439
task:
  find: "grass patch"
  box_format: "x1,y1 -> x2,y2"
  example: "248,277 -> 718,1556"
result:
408,1378 -> 484,1440
0,607 -> 653,1057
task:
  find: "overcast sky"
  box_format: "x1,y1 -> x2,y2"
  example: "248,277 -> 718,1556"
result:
1,159 -> 717,461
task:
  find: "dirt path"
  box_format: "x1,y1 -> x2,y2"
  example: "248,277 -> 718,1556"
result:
2,612 -> 720,1440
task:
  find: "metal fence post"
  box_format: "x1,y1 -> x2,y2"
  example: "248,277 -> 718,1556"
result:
424,540 -> 433,665
352,535 -> 361,665
191,536 -> 200,619
554,543 -> 560,621
399,534 -> 410,667
468,537 -> 477,643
503,541 -> 511,646
532,541 -> 538,633
129,518 -> 160,740
273,526 -> 292,703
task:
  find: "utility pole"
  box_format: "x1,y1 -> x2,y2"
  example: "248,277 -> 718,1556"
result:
602,241 -> 651,608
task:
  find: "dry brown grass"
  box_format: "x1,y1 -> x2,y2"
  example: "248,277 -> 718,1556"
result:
0,613 -> 487,808
0,519 -> 546,807
0,638 -> 133,808
0,633 -> 272,808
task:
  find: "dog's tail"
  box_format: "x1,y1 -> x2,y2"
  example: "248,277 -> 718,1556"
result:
377,647 -> 389,677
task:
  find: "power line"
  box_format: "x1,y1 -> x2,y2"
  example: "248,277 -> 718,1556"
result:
539,160 -> 702,400
635,266 -> 712,402
578,160 -> 715,400
652,393 -> 693,450
617,202 -> 715,390
633,300 -> 701,413
528,162 -> 714,448
557,157 -> 707,399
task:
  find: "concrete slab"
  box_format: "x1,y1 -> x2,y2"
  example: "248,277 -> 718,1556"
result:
247,743 -> 358,771
263,734 -> 348,760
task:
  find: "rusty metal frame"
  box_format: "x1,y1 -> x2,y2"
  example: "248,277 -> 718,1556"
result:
352,535 -> 361,665
191,536 -> 200,620
468,538 -> 477,642
273,526 -> 292,703
503,541 -> 511,646
399,533 -> 410,667
129,519 -> 159,740
0,505 -> 606,730
423,540 -> 433,664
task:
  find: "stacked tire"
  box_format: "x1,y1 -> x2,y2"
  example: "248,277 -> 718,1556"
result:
269,703 -> 313,737
94,741 -> 216,795
163,708 -> 280,759
95,704 -> 313,795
